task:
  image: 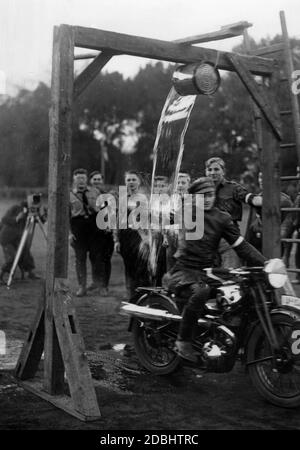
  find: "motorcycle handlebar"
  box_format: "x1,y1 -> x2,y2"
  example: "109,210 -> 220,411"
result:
204,266 -> 264,277
204,268 -> 231,276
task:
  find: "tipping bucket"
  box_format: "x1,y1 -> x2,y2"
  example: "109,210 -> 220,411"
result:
172,62 -> 220,96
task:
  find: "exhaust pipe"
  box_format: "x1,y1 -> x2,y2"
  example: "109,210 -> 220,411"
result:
120,303 -> 227,330
120,302 -> 181,322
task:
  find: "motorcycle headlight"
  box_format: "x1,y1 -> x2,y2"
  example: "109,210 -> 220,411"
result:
264,258 -> 288,289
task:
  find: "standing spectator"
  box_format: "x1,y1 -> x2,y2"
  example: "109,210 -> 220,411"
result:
276,186 -> 300,282
289,192 -> 300,283
0,200 -> 39,281
89,171 -> 105,193
151,175 -> 170,285
70,168 -> 100,297
114,171 -> 150,298
205,157 -> 250,267
246,171 -> 292,255
165,172 -> 191,271
176,172 -> 191,196
91,170 -> 114,296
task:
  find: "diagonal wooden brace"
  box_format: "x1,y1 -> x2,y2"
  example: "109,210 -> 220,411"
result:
74,50 -> 115,99
15,285 -> 45,380
226,53 -> 282,140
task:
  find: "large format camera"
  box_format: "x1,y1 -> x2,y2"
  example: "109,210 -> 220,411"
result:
27,193 -> 42,214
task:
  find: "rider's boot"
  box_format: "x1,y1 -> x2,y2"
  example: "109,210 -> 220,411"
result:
176,307 -> 199,363
174,340 -> 198,363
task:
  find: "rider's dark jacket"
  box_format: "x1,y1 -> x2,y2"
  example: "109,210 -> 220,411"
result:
215,179 -> 248,224
171,206 -> 265,276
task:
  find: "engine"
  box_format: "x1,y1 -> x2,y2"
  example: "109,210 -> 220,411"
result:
201,324 -> 237,373
215,284 -> 242,310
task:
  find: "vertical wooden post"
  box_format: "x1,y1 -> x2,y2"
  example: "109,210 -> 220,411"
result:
280,11 -> 300,165
262,75 -> 282,258
45,24 -> 74,394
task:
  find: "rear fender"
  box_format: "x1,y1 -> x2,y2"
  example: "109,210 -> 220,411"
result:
127,292 -> 179,332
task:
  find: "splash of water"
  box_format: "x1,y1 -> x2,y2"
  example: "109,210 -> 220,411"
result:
141,87 -> 196,278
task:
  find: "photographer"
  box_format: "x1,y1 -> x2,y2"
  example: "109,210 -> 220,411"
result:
0,199 -> 40,281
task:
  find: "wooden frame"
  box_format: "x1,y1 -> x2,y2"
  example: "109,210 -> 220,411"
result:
14,22 -> 282,421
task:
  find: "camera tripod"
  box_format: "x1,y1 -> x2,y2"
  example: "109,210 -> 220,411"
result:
6,212 -> 47,288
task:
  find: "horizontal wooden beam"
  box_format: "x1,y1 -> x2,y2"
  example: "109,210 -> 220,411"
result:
174,21 -> 252,45
74,52 -> 99,60
74,50 -> 114,99
73,26 -> 275,76
252,43 -> 284,56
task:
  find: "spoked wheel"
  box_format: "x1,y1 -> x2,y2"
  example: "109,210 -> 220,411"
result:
248,313 -> 300,408
132,295 -> 180,375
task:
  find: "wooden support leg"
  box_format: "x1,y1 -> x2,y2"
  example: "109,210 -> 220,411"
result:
17,279 -> 101,421
44,277 -> 65,394
53,279 -> 100,418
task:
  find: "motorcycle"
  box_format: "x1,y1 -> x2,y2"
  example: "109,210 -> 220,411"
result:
121,258 -> 300,408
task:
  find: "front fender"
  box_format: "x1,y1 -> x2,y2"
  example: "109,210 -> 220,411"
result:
244,307 -> 300,366
270,306 -> 300,321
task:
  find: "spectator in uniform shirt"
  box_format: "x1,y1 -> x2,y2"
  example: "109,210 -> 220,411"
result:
90,170 -> 114,296
285,191 -> 300,282
114,171 -> 150,298
69,168 -> 100,297
165,172 -> 191,271
205,157 -> 260,268
176,172 -> 191,196
246,171 -> 292,257
151,175 -> 170,285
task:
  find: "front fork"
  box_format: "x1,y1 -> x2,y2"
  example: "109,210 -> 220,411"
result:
252,285 -> 280,353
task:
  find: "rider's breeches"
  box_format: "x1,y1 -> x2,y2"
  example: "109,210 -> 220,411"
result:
178,282 -> 211,341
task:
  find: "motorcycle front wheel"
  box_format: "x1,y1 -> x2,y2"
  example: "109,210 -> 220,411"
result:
248,312 -> 300,408
132,294 -> 181,375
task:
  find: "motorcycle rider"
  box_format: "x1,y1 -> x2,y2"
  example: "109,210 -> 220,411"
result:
163,177 -> 266,363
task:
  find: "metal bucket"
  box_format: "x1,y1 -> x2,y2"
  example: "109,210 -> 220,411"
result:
173,62 -> 220,96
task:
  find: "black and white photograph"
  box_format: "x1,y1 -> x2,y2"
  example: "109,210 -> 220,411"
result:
1,0 -> 300,433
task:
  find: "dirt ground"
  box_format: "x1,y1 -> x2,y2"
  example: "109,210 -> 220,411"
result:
0,199 -> 300,430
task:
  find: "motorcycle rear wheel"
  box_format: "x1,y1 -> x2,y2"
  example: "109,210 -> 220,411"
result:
132,294 -> 181,375
248,312 -> 300,408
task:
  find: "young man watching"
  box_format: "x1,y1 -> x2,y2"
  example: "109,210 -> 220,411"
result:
70,168 -> 99,297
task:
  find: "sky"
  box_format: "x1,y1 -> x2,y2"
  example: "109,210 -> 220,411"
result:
1,0 -> 300,95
